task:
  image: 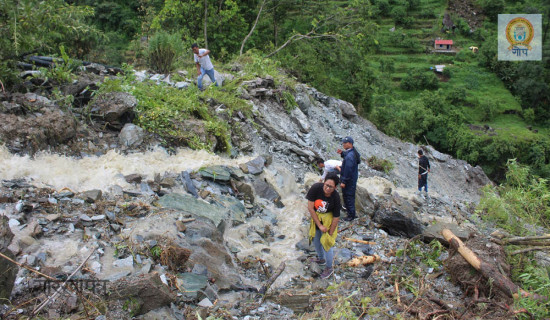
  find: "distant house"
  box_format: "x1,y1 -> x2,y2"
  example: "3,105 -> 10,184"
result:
434,39 -> 453,51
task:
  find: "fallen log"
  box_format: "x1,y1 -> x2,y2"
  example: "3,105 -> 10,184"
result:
347,255 -> 380,267
342,237 -> 376,245
441,229 -> 546,301
259,261 -> 286,294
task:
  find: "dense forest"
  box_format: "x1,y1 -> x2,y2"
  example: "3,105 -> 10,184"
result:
0,0 -> 549,181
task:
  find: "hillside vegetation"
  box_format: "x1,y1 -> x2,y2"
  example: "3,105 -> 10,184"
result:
1,0 -> 548,181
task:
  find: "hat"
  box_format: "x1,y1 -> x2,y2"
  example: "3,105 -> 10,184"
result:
342,136 -> 354,144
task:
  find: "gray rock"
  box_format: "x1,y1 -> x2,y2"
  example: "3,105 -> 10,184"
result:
82,189 -> 102,203
198,298 -> 214,307
79,214 -> 92,222
110,272 -> 176,316
252,178 -> 284,207
192,264 -> 208,276
89,92 -> 137,130
119,123 -> 145,147
124,174 -> 143,184
233,180 -> 255,204
175,81 -> 190,89
180,170 -> 199,198
178,273 -> 208,301
157,193 -> 230,228
290,107 -> 311,133
244,156 -> 266,175
199,165 -> 232,182
113,256 -> 134,268
373,195 -> 424,238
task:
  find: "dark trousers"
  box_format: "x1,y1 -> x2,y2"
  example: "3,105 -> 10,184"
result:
342,182 -> 357,218
418,174 -> 428,192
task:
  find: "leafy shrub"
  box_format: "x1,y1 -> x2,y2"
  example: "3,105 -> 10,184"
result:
442,67 -> 452,78
477,159 -> 550,231
379,58 -> 395,73
373,0 -> 391,16
147,31 -> 183,74
480,101 -> 497,121
401,70 -> 439,91
454,49 -> 476,62
522,108 -> 535,124
446,86 -> 467,105
367,156 -> 394,173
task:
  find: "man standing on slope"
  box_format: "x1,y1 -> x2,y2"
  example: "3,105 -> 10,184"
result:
418,149 -> 430,194
338,136 -> 361,221
191,43 -> 218,91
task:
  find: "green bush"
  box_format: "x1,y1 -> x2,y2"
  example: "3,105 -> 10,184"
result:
401,70 -> 439,91
480,101 -> 497,121
522,108 -> 535,124
367,156 -> 394,173
147,31 -> 183,74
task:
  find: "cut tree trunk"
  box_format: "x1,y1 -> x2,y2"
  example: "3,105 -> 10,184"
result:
441,229 -> 546,301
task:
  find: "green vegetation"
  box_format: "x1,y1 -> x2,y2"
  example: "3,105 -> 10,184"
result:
366,156 -> 394,174
147,31 -> 184,73
477,160 -> 550,319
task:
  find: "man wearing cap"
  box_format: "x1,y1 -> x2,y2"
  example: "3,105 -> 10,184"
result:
337,136 -> 361,221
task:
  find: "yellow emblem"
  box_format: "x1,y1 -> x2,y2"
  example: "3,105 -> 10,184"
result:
506,17 -> 534,50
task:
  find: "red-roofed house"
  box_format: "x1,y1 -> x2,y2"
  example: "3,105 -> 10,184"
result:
434,39 -> 453,51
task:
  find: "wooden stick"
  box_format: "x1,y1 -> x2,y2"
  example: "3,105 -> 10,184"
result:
259,261 -> 286,294
32,248 -> 96,316
339,224 -> 355,233
347,255 -> 380,267
504,234 -> 550,243
441,229 -> 546,301
0,251 -> 56,281
395,280 -> 401,304
342,237 -> 376,245
511,246 -> 550,255
181,218 -> 196,223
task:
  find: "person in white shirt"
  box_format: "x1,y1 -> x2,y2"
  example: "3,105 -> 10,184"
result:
191,43 -> 218,91
317,159 -> 342,182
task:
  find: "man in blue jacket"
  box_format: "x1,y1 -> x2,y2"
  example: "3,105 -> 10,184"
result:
338,136 -> 361,221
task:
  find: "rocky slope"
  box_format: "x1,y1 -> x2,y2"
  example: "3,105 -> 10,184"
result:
0,65 -> 519,320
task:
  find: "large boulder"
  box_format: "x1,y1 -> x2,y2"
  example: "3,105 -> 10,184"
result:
157,193 -> 230,228
373,194 -> 424,238
171,119 -> 218,151
253,177 -> 284,208
110,272 -> 176,316
0,108 -> 76,154
89,92 -> 137,130
119,123 -> 145,147
121,212 -> 242,291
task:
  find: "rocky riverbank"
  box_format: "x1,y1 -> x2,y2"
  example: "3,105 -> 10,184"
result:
0,65 -> 524,319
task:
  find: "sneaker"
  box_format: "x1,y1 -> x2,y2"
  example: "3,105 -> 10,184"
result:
343,215 -> 356,221
310,258 -> 326,265
320,267 -> 334,279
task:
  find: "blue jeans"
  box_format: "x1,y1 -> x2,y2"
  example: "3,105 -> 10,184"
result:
314,228 -> 334,268
342,182 -> 357,218
418,174 -> 428,192
197,67 -> 217,90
